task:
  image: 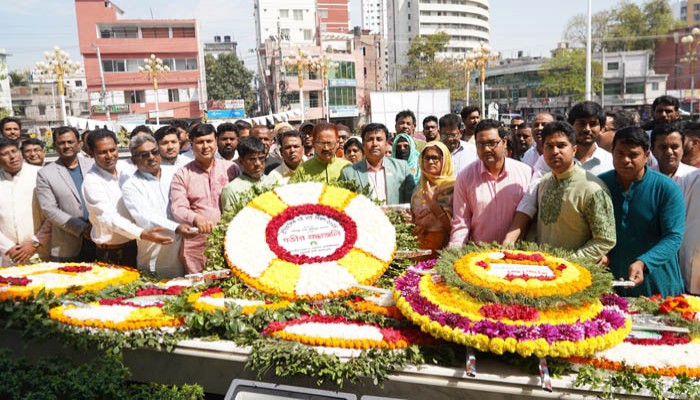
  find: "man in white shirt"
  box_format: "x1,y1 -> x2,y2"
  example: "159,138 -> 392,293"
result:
650,123 -> 696,182
438,113 -> 477,175
0,137 -> 51,265
122,135 -> 197,278
154,125 -> 190,170
521,113 -> 554,167
270,131 -> 304,184
680,169 -> 700,294
82,129 -> 173,268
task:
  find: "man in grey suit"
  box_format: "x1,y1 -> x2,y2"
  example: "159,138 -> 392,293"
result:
341,123 -> 416,204
36,126 -> 96,261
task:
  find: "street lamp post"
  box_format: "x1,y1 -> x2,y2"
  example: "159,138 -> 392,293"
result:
466,43 -> 499,117
313,53 -> 338,122
682,28 -> 700,115
35,46 -> 80,126
283,48 -> 314,122
138,54 -> 169,125
463,55 -> 476,106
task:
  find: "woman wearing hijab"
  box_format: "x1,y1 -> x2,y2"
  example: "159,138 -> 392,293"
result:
343,136 -> 364,164
391,133 -> 421,185
410,141 -> 455,254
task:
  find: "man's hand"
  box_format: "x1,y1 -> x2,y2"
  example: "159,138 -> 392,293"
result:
176,223 -> 199,239
10,240 -> 36,264
628,260 -> 645,286
193,215 -> 215,234
598,255 -> 609,267
140,227 -> 175,245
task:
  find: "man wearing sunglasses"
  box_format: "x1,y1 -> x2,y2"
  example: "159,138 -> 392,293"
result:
122,134 -> 198,278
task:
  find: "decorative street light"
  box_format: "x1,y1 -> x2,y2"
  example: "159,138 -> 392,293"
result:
283,48 -> 315,122
138,54 -> 169,125
466,43 -> 499,116
463,55 -> 477,106
681,28 -> 700,114
35,46 -> 81,126
312,53 -> 338,122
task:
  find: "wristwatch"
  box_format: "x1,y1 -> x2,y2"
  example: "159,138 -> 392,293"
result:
31,239 -> 40,249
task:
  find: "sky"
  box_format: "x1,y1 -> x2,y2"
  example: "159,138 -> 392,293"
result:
0,0 -> 648,71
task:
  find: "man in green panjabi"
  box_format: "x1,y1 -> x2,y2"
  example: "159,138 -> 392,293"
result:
291,122 -> 350,183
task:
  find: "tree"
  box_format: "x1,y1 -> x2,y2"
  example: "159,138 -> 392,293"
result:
538,48 -> 602,102
9,70 -> 27,88
562,0 -> 681,52
204,53 -> 256,116
399,32 -> 465,101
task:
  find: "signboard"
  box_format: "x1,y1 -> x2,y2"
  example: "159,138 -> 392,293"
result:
329,79 -> 357,87
91,104 -> 130,114
370,90 -> 450,129
148,109 -> 174,119
117,113 -> 147,124
207,109 -> 245,119
207,99 -> 245,110
329,105 -> 358,118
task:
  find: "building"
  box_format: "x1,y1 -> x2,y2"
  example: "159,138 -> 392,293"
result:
379,0 -> 490,88
654,27 -> 700,112
11,76 -> 90,132
0,49 -> 11,115
255,0 -> 318,46
75,0 -> 205,123
362,0 -> 387,36
484,54 -> 549,117
204,35 -> 238,59
259,35 -> 365,126
599,50 -> 667,110
318,0 -> 350,34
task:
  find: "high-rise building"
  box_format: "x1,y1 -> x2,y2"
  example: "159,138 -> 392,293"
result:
254,0 -> 317,46
318,0 -> 350,34
75,0 -> 205,122
0,50 -> 11,114
365,0 -> 490,87
204,35 -> 238,59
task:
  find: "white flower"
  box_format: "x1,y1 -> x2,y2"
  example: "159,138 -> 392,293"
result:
283,322 -> 384,341
225,207 -> 276,278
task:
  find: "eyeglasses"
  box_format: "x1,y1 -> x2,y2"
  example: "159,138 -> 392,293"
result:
315,141 -> 337,149
136,148 -> 161,159
476,139 -> 502,149
440,133 -> 460,140
423,155 -> 442,163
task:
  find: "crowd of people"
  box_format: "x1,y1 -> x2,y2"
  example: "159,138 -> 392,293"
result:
0,93 -> 699,298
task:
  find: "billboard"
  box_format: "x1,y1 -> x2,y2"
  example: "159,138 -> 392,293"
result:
207,109 -> 245,119
369,90 -> 450,131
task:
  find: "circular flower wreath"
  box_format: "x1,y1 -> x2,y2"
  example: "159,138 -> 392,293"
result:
224,182 -> 396,301
0,262 -> 140,301
569,332 -> 700,377
187,287 -> 290,314
436,247 -> 612,309
263,315 -> 428,350
393,259 -> 631,358
49,287 -> 183,330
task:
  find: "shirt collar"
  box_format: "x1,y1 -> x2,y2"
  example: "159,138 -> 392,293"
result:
478,157 -> 508,179
553,163 -> 579,181
366,158 -> 384,172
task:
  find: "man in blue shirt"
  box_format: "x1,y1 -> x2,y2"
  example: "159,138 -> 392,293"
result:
599,126 -> 686,297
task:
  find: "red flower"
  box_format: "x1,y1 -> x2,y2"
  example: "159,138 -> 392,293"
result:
503,251 -> 545,262
479,303 -> 540,321
504,273 -> 556,282
556,264 -> 567,271
476,261 -> 489,269
58,265 -> 93,273
0,276 -> 31,286
200,287 -> 224,297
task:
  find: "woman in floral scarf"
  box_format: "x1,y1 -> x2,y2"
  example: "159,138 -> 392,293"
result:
410,141 -> 455,254
391,133 -> 421,185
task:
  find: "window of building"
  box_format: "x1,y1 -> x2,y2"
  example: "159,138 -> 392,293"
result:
304,29 -> 313,41
604,82 -> 622,96
408,14 -> 411,20
318,9 -> 328,18
329,87 -> 357,106
625,82 -> 644,94
168,89 -> 180,102
293,9 -> 303,21
281,28 -> 290,39
652,82 -> 659,90
309,91 -> 320,107
172,26 -> 196,38
124,90 -> 146,104
141,27 -> 170,38
174,58 -> 198,71
126,59 -> 144,72
100,26 -> 139,38
75,80 -> 83,87
695,3 -> 700,10
408,25 -> 411,32
328,61 -> 356,80
279,9 -> 289,18
607,62 -> 619,71
695,13 -> 700,21
102,60 -> 126,72
287,91 -> 300,104
38,105 -> 46,115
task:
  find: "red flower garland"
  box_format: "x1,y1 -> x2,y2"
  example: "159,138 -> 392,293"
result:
504,273 -> 557,282
266,204 -> 358,264
479,303 -> 540,322
503,251 -> 545,262
0,276 -> 31,286
98,286 -> 184,308
625,331 -> 691,346
58,265 -> 93,273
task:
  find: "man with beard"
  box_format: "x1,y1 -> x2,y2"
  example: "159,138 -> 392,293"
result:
299,121 -> 315,158
36,126 -> 95,262
459,106 -> 480,144
220,137 -> 277,211
422,115 -> 439,142
216,122 -> 239,161
521,112 -> 554,167
514,122 -> 534,161
650,123 -> 696,182
438,113 -> 477,174
292,122 -> 350,183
